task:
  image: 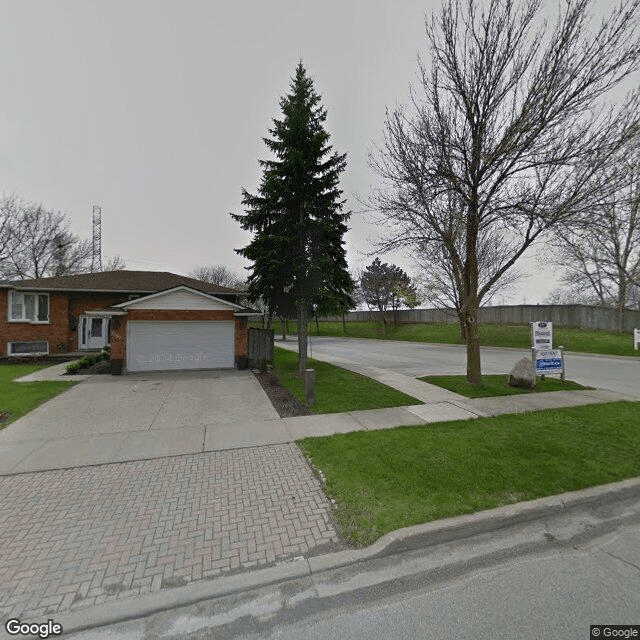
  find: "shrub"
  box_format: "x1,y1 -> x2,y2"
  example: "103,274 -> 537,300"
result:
65,362 -> 81,374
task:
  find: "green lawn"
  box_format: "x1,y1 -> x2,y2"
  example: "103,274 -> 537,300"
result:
419,374 -> 591,398
299,401 -> 640,546
0,364 -> 75,427
267,320 -> 639,357
272,347 -> 419,414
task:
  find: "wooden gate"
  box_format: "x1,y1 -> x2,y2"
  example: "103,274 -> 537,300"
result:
248,328 -> 274,367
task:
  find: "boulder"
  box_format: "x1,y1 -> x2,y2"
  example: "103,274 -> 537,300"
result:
508,357 -> 536,389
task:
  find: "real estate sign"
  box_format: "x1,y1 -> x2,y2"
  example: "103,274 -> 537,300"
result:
534,348 -> 563,375
531,321 -> 553,349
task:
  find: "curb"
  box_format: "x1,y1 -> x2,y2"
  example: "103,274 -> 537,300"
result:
52,475 -> 640,637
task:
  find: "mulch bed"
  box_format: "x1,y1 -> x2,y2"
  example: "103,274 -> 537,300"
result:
253,370 -> 311,418
66,361 -> 113,375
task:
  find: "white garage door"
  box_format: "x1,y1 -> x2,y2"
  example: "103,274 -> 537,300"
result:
127,321 -> 235,372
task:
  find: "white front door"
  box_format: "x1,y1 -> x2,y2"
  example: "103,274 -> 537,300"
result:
80,316 -> 108,350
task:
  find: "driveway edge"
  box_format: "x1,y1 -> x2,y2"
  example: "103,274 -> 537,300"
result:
52,475 -> 640,636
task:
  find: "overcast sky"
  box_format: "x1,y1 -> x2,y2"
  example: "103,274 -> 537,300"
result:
0,0 -> 635,303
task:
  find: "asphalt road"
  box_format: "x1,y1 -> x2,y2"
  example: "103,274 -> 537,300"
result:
65,521 -> 640,640
234,525 -> 640,640
300,336 -> 640,398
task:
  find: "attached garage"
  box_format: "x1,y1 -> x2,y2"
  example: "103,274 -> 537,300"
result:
106,285 -> 256,374
127,321 -> 235,372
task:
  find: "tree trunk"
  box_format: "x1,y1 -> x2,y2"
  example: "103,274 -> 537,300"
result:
465,185 -> 482,385
617,277 -> 627,333
297,300 -> 308,374
315,314 -> 320,336
280,315 -> 287,340
342,313 -> 347,334
465,313 -> 481,384
457,312 -> 467,343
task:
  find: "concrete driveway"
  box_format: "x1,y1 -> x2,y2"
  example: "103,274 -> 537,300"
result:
0,369 -> 291,474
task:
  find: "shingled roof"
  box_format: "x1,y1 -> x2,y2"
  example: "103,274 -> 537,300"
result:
0,270 -> 244,294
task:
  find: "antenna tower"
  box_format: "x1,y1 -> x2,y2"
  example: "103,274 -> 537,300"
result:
91,205 -> 102,272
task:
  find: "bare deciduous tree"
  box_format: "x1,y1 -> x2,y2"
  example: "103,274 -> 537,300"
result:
548,150 -> 640,328
0,193 -> 126,279
0,199 -> 93,279
188,264 -> 247,290
415,225 -> 522,341
0,194 -> 19,270
370,0 -> 640,383
100,254 -> 127,272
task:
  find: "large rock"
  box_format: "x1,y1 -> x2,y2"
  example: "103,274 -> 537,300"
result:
508,357 -> 536,389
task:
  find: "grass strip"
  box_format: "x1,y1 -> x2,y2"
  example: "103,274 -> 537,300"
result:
272,347 -> 419,414
419,374 -> 591,398
0,364 -> 75,428
300,401 -> 640,546
266,321 -> 639,358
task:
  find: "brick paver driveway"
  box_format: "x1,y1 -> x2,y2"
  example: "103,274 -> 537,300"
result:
0,444 -> 341,620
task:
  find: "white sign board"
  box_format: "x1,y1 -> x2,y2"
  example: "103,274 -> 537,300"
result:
535,348 -> 563,375
634,328 -> 639,350
531,321 -> 553,349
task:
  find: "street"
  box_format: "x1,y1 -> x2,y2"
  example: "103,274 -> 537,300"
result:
66,517 -> 640,640
302,337 -> 640,398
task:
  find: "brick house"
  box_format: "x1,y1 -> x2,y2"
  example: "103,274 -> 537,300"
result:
0,271 -> 259,373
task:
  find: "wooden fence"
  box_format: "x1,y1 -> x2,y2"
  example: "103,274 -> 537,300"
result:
247,328 -> 274,367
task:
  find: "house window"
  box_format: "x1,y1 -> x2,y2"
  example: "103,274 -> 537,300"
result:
8,341 -> 49,356
8,292 -> 50,323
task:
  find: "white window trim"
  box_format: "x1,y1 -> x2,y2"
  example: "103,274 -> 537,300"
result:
7,290 -> 50,324
8,341 -> 50,356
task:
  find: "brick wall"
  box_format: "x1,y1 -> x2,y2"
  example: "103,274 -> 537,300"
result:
0,290 -> 136,355
1,287 -> 249,363
235,317 -> 248,358
67,292 -> 132,349
1,290 -> 70,355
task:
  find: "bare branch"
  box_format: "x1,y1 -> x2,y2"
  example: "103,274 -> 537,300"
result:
369,0 -> 640,381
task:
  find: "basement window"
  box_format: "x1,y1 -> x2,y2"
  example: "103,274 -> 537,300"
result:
8,341 -> 49,356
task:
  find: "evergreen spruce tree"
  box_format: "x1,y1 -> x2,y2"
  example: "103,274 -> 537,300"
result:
233,62 -> 353,373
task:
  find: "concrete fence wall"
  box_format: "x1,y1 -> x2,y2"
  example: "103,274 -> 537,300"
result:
320,305 -> 640,333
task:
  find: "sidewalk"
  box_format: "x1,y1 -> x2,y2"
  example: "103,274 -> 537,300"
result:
3,355 -> 637,476
3,362 -> 635,475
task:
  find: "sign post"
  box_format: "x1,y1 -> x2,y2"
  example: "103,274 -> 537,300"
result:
531,321 -> 564,380
531,321 -> 553,349
533,347 -> 565,380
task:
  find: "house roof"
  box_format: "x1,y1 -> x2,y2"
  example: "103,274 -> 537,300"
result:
0,270 -> 244,295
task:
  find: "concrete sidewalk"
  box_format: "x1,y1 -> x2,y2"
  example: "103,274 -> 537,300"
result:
1,359 -> 636,475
